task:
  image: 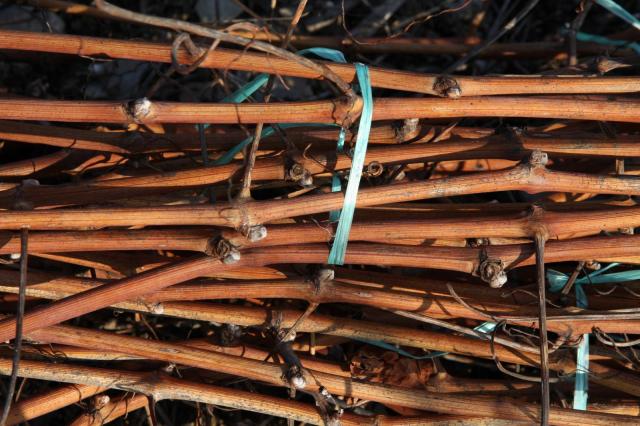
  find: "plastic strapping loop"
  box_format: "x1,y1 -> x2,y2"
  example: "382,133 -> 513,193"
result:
547,263 -> 640,410
200,73 -> 270,133
327,63 -> 372,265
213,123 -> 329,166
593,0 -> 640,31
356,338 -> 447,359
297,47 -> 347,63
578,1 -> 640,57
211,47 -> 347,166
356,322 -> 497,360
328,128 -> 346,222
576,32 -> 640,55
295,49 -> 348,223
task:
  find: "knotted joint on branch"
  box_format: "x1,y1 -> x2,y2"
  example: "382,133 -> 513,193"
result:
124,98 -> 153,124
316,386 -> 344,426
206,237 -> 241,264
139,300 -> 165,315
365,161 -> 384,177
310,268 -> 335,297
433,76 -> 462,99
287,162 -> 313,187
284,364 -> 307,390
393,118 -> 420,142
528,150 -> 549,168
477,257 -> 508,288
241,224 -> 268,242
526,204 -> 550,242
334,96 -> 363,129
585,260 -> 601,271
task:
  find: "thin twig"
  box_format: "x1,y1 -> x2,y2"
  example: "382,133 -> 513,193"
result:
489,321 -> 559,384
594,328 -> 640,348
444,0 -> 541,73
240,0 -> 308,199
535,232 -> 551,426
0,228 -> 28,426
388,308 -> 540,354
279,302 -> 319,346
94,0 -> 354,100
560,261 -> 586,297
569,1 -> 594,67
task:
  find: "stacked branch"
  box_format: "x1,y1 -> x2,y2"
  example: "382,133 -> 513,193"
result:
0,1 -> 639,425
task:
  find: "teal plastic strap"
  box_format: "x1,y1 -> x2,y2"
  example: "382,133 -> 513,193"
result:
574,330 -> 589,410
212,47 -> 347,166
327,63 -> 373,265
223,73 -> 270,104
212,122 -> 329,166
594,0 -> 640,31
548,268 -> 592,410
296,48 -> 348,223
576,32 -> 640,54
200,72 -> 270,131
474,322 -> 497,334
548,263 -> 640,410
328,128 -> 347,222
357,321 -> 499,360
297,47 -> 347,63
356,338 -> 447,360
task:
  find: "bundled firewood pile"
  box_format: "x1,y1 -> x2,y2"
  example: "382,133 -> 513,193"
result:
1,0 -> 640,424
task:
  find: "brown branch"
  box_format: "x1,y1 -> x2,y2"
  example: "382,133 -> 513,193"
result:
68,393 -> 148,426
0,384 -> 105,425
0,267 -> 634,337
0,160 -> 638,231
15,324 -> 640,424
1,229 -> 640,340
0,358 -> 366,425
0,96 -> 639,124
93,0 -> 354,100
8,135 -> 640,208
535,232 -> 551,425
2,30 -> 638,95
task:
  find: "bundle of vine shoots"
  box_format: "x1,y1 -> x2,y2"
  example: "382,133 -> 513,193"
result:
1,0 -> 640,425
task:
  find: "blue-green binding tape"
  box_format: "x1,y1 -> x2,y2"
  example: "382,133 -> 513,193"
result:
357,321 -> 498,360
594,0 -> 640,31
327,63 -> 372,265
212,122 -> 331,165
357,338 -> 447,360
547,263 -> 640,410
204,48 -> 372,264
329,128 -> 347,222
576,32 -> 640,55
211,47 -> 347,166
200,73 -> 270,131
224,73 -> 270,104
296,48 -> 348,223
297,47 -> 347,63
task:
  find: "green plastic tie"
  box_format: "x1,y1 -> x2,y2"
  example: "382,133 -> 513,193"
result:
211,47 -> 347,166
547,263 -> 640,410
594,0 -> 640,31
327,63 -> 372,265
576,31 -> 640,55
